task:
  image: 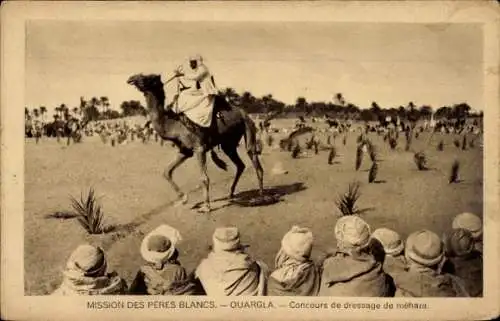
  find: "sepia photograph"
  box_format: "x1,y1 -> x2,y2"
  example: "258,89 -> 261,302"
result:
2,1 -> 499,320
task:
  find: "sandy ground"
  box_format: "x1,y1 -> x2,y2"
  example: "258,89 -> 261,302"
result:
24,124 -> 483,295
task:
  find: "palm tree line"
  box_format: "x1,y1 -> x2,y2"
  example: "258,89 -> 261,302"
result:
25,96 -> 146,123
223,89 -> 481,123
25,89 -> 482,125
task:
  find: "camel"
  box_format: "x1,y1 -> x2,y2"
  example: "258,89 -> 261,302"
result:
127,73 -> 264,213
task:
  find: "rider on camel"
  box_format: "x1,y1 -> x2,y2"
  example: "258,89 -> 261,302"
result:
163,54 -> 219,128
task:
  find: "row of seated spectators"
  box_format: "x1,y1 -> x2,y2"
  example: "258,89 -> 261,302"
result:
52,212 -> 482,297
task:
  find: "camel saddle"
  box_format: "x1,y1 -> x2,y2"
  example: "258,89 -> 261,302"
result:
176,95 -> 233,146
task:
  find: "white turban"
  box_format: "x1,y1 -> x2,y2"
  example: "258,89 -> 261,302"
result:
281,226 -> 314,261
212,227 -> 241,252
140,224 -> 182,265
334,215 -> 371,251
452,212 -> 482,240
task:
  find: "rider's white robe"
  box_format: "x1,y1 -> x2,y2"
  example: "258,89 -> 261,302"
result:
166,63 -> 218,128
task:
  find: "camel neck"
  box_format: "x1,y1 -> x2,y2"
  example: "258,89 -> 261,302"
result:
144,91 -> 177,139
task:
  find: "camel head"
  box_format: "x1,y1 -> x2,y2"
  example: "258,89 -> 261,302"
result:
127,74 -> 165,106
127,73 -> 163,93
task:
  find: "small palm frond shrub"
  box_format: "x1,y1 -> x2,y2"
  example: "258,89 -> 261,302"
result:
306,136 -> 315,150
389,137 -> 398,150
437,140 -> 444,151
355,144 -> 364,171
405,129 -> 411,141
100,132 -> 108,144
291,143 -> 301,159
328,146 -> 337,164
366,140 -> 378,162
278,139 -> 288,151
461,135 -> 467,150
368,162 -> 378,183
266,134 -> 274,147
336,181 -> 362,216
414,151 -> 428,171
449,160 -> 460,183
255,138 -> 263,154
70,187 -> 105,234
405,131 -> 412,151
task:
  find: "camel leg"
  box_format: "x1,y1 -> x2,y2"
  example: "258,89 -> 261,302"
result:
195,150 -> 211,213
164,153 -> 190,205
222,145 -> 245,198
248,151 -> 264,195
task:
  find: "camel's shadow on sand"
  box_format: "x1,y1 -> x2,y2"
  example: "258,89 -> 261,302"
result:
191,182 -> 307,212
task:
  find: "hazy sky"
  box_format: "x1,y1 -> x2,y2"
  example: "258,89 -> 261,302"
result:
26,21 -> 483,114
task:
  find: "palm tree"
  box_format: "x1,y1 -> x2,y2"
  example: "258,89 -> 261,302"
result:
90,97 -> 100,118
262,94 -> 274,113
223,88 -> 238,104
39,106 -> 47,123
57,103 -> 70,120
296,97 -> 307,113
334,93 -> 345,106
240,91 -> 259,113
59,104 -> 68,118
452,103 -> 471,120
54,106 -> 60,118
241,91 -> 254,104
100,96 -> 109,117
419,105 -> 433,119
79,96 -> 87,115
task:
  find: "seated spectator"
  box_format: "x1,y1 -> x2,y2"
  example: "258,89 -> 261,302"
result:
52,244 -> 127,295
452,212 -> 482,254
267,226 -> 320,296
129,224 -> 201,295
319,215 -> 395,297
395,229 -> 469,297
195,227 -> 267,296
442,228 -> 483,297
371,228 -> 407,278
